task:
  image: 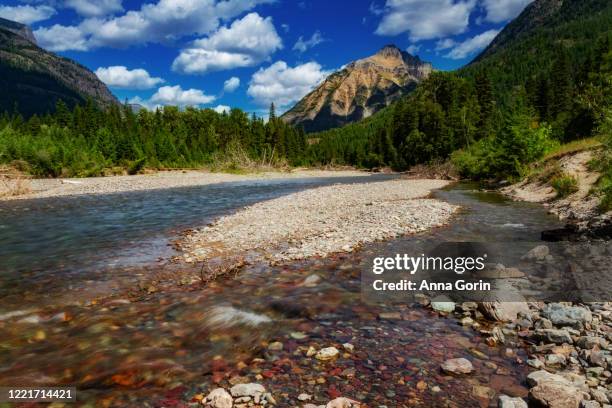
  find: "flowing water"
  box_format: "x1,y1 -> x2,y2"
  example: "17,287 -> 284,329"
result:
0,179 -> 564,407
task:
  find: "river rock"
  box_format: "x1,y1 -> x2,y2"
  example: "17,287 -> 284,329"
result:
472,385 -> 495,400
590,389 -> 609,404
577,336 -> 608,350
431,296 -> 455,313
230,383 -> 265,398
589,350 -> 608,368
522,245 -> 550,261
536,329 -> 574,344
546,354 -> 567,367
541,304 -> 592,329
267,341 -> 283,351
204,388 -> 233,408
303,274 -> 321,287
325,397 -> 360,408
527,370 -> 587,408
527,358 -> 545,369
498,395 -> 528,408
479,302 -> 530,322
315,347 -> 340,361
580,401 -> 601,408
440,358 -> 473,374
529,382 -> 583,408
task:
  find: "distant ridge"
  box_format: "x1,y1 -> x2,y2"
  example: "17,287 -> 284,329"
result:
0,18 -> 118,117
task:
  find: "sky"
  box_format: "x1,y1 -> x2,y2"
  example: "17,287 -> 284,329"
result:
0,0 -> 533,116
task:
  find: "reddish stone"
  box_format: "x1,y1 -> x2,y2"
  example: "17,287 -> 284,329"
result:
328,367 -> 342,376
327,386 -> 342,399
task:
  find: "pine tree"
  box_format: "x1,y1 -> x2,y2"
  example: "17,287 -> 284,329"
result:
269,103 -> 276,121
550,49 -> 572,118
474,71 -> 495,139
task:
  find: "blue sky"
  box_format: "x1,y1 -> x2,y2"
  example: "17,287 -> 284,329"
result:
0,0 -> 532,116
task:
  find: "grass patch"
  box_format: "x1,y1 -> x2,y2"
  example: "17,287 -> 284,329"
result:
550,173 -> 579,198
209,141 -> 290,174
542,137 -> 602,162
0,165 -> 32,198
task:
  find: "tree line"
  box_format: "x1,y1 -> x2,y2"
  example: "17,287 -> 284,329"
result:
0,101 -> 307,177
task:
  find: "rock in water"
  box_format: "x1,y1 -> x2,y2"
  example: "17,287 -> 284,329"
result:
440,358 -> 474,374
204,388 -> 233,408
479,301 -> 530,322
522,245 -> 550,261
431,296 -> 456,313
326,397 -> 361,408
229,383 -> 265,398
536,329 -> 573,344
315,347 -> 340,361
498,395 -> 528,408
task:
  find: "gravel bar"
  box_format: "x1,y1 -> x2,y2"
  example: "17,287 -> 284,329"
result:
1,169 -> 371,200
179,179 -> 458,264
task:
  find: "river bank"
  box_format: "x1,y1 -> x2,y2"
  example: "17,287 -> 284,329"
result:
500,149 -> 612,239
0,169 -> 372,201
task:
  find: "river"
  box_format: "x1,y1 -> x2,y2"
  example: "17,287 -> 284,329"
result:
0,178 -> 564,407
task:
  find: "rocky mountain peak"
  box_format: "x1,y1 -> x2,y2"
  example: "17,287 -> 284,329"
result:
375,44 -> 404,59
0,17 -> 36,44
281,45 -> 432,133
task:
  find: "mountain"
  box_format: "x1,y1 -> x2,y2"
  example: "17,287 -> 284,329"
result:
464,0 -> 612,96
0,18 -> 118,117
281,45 -> 432,133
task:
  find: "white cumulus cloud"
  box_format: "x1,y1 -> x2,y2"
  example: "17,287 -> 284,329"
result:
213,105 -> 231,113
223,77 -> 240,93
32,0 -> 274,52
247,61 -> 330,109
481,0 -> 533,23
0,5 -> 56,25
172,12 -> 282,74
95,66 -> 164,89
150,85 -> 216,106
445,29 -> 499,59
35,24 -> 89,51
64,0 -> 123,17
293,30 -> 325,53
375,0 -> 476,41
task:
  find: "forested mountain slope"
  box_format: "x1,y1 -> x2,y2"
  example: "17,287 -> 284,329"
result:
307,0 -> 612,172
0,19 -> 118,117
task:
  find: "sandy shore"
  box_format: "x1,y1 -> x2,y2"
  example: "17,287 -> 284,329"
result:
1,169 -> 371,201
179,179 -> 457,265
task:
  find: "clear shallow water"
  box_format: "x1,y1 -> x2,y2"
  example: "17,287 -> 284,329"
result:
0,180 -> 566,407
0,175 -> 395,300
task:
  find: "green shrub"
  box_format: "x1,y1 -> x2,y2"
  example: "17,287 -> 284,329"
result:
551,173 -> 579,198
451,113 -> 558,180
594,107 -> 612,210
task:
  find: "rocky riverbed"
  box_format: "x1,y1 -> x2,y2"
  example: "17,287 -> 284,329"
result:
421,242 -> 612,408
178,179 -> 457,267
